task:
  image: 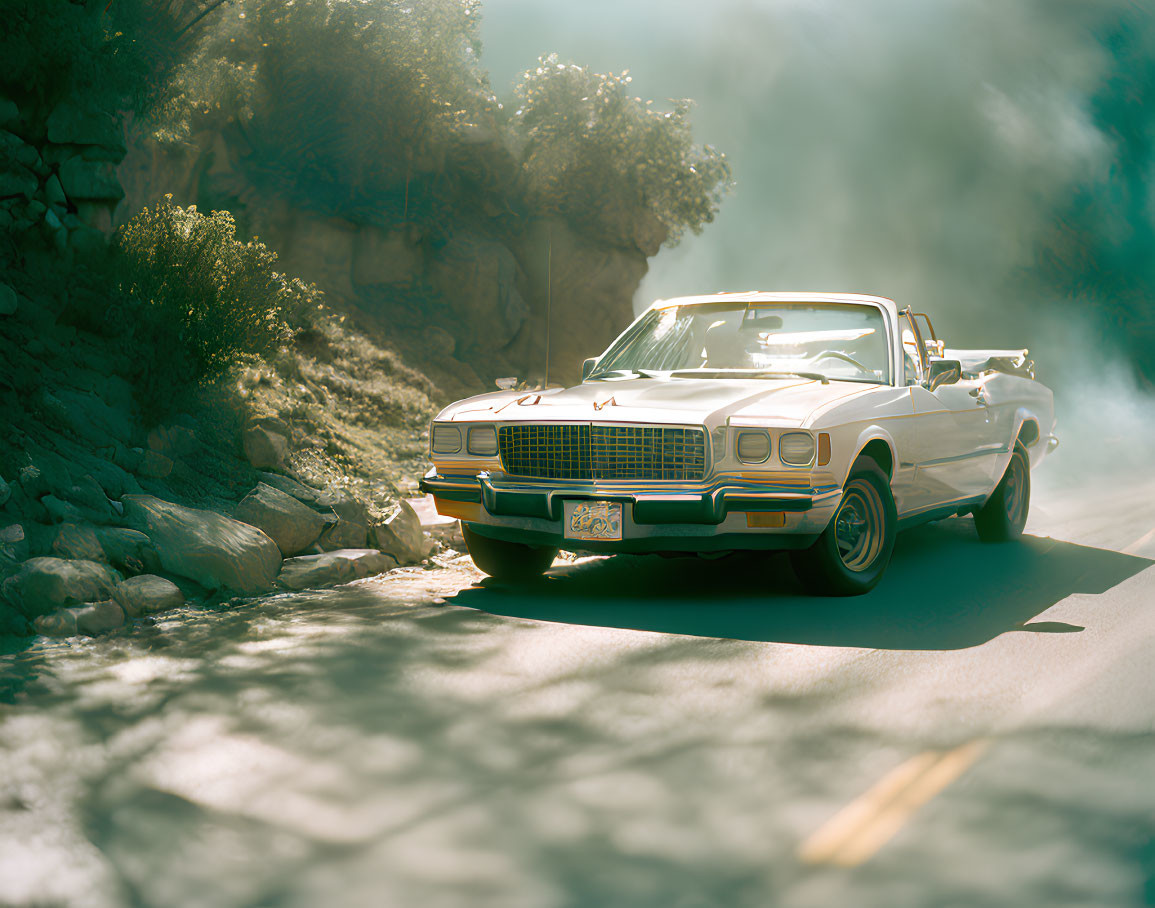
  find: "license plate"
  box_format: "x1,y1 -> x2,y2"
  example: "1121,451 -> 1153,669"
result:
564,500 -> 623,541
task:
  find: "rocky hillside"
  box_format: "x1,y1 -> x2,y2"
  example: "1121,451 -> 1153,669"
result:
0,0 -> 729,644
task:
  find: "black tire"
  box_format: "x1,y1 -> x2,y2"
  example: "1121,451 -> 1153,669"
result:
789,459 -> 897,596
974,443 -> 1030,542
462,523 -> 558,581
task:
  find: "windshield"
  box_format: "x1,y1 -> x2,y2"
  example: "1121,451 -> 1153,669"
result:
589,301 -> 892,384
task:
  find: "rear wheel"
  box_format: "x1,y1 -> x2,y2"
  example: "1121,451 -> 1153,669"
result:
974,444 -> 1030,542
789,459 -> 897,596
462,524 -> 558,581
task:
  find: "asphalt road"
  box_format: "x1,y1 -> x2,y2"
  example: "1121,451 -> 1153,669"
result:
1,461 -> 1153,907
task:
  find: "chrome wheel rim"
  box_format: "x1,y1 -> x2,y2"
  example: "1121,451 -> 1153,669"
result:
1004,455 -> 1026,525
834,479 -> 886,572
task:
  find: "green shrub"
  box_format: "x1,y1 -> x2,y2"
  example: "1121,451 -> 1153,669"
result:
511,55 -> 732,246
111,195 -> 320,418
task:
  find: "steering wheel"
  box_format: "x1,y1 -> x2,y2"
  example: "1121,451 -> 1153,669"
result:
812,350 -> 871,373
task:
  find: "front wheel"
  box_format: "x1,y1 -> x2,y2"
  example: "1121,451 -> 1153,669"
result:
789,459 -> 897,596
462,524 -> 558,581
974,444 -> 1030,542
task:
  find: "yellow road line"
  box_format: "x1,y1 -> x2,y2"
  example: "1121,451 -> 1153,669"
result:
1122,527 -> 1155,556
799,739 -> 989,867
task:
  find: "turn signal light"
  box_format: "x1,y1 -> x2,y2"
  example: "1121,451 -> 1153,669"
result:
817,433 -> 831,466
746,512 -> 786,528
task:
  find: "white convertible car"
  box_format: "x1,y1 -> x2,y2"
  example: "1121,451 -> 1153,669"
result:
421,292 -> 1057,594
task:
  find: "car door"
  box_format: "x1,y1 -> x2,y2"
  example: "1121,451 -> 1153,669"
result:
896,312 -> 1002,510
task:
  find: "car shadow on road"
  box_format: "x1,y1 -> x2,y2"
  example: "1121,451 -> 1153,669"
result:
448,518 -> 1152,650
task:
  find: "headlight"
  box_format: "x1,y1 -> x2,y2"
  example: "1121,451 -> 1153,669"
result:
431,424 -> 462,454
467,425 -> 498,456
736,430 -> 771,463
779,432 -> 815,466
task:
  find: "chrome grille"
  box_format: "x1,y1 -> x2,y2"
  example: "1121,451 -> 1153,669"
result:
498,424 -> 707,481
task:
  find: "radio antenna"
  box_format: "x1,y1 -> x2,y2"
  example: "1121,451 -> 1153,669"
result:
544,224 -> 552,388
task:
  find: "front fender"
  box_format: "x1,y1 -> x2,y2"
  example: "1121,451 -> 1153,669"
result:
838,425 -> 897,486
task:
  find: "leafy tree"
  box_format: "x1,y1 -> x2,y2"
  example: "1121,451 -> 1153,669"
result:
156,0 -> 498,221
511,54 -> 732,247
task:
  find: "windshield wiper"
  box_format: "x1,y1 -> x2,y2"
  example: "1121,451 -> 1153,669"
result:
667,369 -> 829,384
587,368 -> 664,380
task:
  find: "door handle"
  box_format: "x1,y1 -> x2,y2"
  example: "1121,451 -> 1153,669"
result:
969,387 -> 989,406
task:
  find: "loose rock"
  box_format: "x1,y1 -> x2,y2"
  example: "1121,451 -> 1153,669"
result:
2,557 -> 121,618
121,495 -> 282,594
256,472 -> 323,506
234,482 -> 327,557
0,524 -> 29,563
370,499 -> 431,565
72,600 -> 126,635
47,523 -> 105,562
277,549 -> 397,590
93,527 -> 160,575
113,575 -> 184,617
243,424 -> 290,470
315,490 -> 369,550
33,609 -> 77,638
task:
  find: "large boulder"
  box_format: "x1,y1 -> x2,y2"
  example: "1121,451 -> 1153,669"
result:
428,235 -> 528,352
113,575 -> 184,617
0,162 -> 37,199
2,557 -> 121,618
46,101 -> 125,152
58,156 -> 124,202
234,483 -> 327,557
370,499 -> 431,565
46,523 -> 105,562
277,549 -> 396,591
46,524 -> 160,575
120,495 -> 281,594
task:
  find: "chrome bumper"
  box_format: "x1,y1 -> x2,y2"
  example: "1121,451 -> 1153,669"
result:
419,469 -> 841,527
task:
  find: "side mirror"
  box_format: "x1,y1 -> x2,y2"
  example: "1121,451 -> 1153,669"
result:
581,357 -> 598,381
926,359 -> 962,391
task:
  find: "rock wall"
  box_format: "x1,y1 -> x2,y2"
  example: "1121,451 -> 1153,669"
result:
116,125 -> 654,390
0,95 -> 127,256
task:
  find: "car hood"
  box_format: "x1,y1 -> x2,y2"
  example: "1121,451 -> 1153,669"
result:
437,377 -> 875,428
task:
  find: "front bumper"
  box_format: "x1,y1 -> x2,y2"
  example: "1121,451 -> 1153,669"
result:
419,469 -> 841,553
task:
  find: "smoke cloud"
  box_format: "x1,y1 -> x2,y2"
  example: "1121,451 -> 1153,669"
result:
479,0 -> 1155,387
